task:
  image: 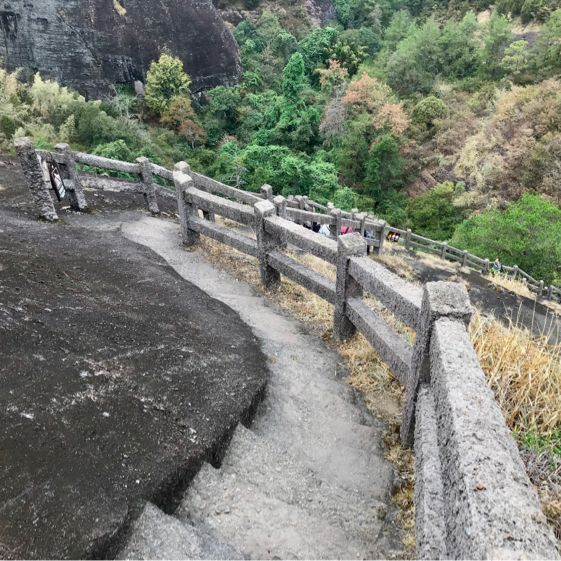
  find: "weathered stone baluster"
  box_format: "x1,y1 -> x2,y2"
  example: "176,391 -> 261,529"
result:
260,184 -> 273,201
333,233 -> 367,342
401,281 -> 473,447
15,137 -> 58,222
173,162 -> 198,246
55,143 -> 88,212
254,200 -> 280,291
329,208 -> 342,239
137,157 -> 159,215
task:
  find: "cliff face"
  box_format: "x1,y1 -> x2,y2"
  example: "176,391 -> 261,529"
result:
0,0 -> 242,98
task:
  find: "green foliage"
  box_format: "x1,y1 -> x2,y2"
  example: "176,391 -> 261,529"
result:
411,96 -> 448,129
144,54 -> 191,117
282,53 -> 307,101
451,194 -> 561,284
92,139 -> 134,161
480,14 -> 512,80
530,9 -> 561,76
405,182 -> 466,240
298,27 -> 339,78
437,12 -> 481,80
385,19 -> 441,95
365,133 -> 405,198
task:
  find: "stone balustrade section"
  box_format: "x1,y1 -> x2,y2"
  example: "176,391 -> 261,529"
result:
16,146 -> 561,560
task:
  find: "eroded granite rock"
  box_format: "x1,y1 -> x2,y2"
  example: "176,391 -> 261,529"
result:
0,0 -> 242,98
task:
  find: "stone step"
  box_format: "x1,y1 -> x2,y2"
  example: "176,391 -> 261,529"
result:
118,502 -> 243,560
217,424 -> 388,543
177,463 -> 378,560
252,386 -> 393,500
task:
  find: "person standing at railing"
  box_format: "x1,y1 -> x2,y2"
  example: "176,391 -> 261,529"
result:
492,258 -> 502,275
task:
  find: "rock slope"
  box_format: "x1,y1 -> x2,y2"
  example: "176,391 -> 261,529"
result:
0,0 -> 241,97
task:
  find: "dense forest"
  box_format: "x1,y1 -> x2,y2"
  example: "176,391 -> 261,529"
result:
1,0 -> 561,283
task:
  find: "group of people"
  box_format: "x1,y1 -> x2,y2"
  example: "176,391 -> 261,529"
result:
302,221 -> 377,254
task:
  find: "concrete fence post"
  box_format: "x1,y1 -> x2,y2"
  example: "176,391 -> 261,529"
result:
440,243 -> 448,260
358,213 -> 367,237
484,258 -> 490,272
14,137 -> 58,222
374,221 -> 386,255
173,162 -> 198,246
538,280 -> 544,299
401,281 -> 472,447
273,195 -> 288,250
254,200 -> 281,291
513,265 -> 519,280
260,184 -> 273,201
273,195 -> 287,219
405,228 -> 412,251
547,285 -> 554,300
461,250 -> 468,267
351,207 -> 359,221
329,208 -> 342,239
334,233 -> 368,342
55,143 -> 88,212
136,157 -> 159,215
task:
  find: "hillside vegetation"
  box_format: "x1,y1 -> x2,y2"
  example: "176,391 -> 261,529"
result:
1,0 -> 561,283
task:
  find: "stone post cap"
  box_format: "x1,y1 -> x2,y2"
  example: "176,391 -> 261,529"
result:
174,161 -> 191,173
330,208 -> 342,217
260,184 -> 273,194
254,199 -> 275,217
273,195 -> 286,205
425,281 -> 472,322
55,142 -> 70,151
338,232 -> 367,256
136,156 -> 150,164
14,137 -> 33,148
172,169 -> 193,189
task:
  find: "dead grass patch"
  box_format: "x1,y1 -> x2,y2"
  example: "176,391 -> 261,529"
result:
469,311 -> 561,538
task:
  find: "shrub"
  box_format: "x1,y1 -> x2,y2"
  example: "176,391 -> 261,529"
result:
405,182 -> 466,240
145,54 -> 191,117
451,194 -> 561,284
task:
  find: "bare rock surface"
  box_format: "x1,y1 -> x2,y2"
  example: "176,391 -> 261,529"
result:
0,0 -> 241,97
0,209 -> 266,559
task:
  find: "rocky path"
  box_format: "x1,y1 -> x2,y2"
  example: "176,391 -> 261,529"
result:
113,216 -> 402,560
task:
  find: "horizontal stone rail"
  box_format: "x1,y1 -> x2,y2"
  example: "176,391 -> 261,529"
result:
15,146 -> 560,560
31,141 -> 559,302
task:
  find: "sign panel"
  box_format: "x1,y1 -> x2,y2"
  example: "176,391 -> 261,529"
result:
47,161 -> 66,201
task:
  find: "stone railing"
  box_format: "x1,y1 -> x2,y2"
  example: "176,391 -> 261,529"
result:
15,140 -> 561,560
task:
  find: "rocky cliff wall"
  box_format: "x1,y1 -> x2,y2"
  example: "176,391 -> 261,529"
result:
0,0 -> 242,98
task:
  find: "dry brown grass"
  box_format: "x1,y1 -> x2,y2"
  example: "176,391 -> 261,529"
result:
469,311 -> 561,538
470,311 -> 561,437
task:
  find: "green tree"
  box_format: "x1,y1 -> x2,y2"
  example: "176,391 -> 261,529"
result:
145,54 -> 191,116
298,27 -> 339,78
364,133 -> 404,199
480,14 -> 512,79
406,182 -> 466,240
530,9 -> 561,76
451,194 -> 561,284
385,19 -> 441,95
438,12 -> 481,79
282,53 -> 307,102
